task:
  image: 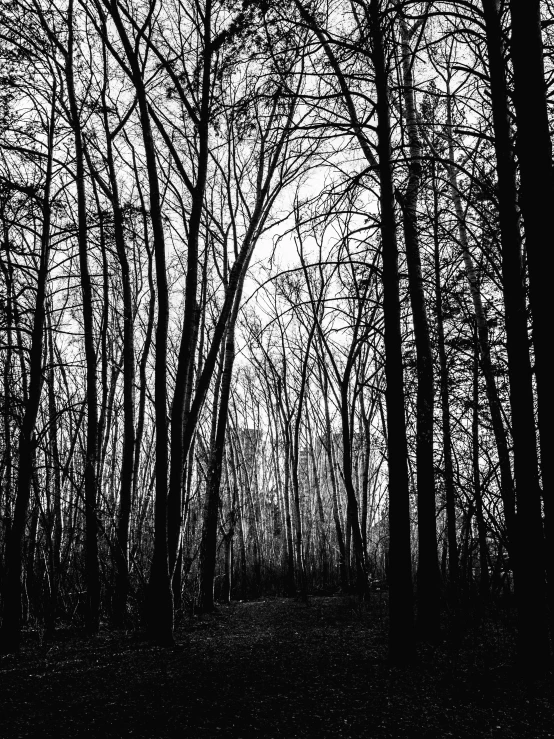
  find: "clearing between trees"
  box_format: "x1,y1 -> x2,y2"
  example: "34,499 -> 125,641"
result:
1,596 -> 552,738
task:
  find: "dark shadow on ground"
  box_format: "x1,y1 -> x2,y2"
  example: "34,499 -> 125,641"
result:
1,596 -> 552,737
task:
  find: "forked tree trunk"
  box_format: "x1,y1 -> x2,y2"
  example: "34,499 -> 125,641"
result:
107,0 -> 173,644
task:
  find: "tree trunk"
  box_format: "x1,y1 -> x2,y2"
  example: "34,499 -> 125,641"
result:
108,0 -> 174,643
508,0 -> 552,667
339,378 -> 370,598
0,234 -> 14,600
66,4 -> 100,636
431,171 -> 458,593
106,3 -> 173,643
46,312 -> 62,633
132,208 -> 155,512
321,370 -> 348,591
472,323 -> 489,599
98,76 -> 136,626
445,89 -> 516,548
0,81 -> 56,652
397,13 -> 440,642
369,0 -> 415,663
168,2 -> 213,584
199,326 -> 235,612
282,436 -> 296,596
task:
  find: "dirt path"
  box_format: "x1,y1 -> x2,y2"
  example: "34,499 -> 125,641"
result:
1,596 -> 552,737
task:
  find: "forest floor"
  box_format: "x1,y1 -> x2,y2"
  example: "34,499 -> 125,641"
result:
1,594 -> 553,738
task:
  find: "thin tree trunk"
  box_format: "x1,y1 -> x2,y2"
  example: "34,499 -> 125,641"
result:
321,369 -> 348,591
168,1 -> 213,582
282,435 -> 296,596
396,11 -> 440,642
445,89 -> 516,550
289,437 -> 307,601
432,171 -> 458,593
108,0 -> 173,644
472,323 -> 489,599
66,4 -> 100,636
199,325 -> 236,612
308,419 -> 327,585
97,61 -> 136,625
132,204 -> 155,511
360,394 -> 372,563
46,311 -> 62,632
339,378 -> 370,598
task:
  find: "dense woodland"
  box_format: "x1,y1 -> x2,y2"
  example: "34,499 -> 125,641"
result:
0,0 -> 552,670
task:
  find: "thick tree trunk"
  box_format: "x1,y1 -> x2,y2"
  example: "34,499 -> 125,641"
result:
0,84 -> 56,652
0,239 -> 14,599
508,0 -> 552,667
369,1 -> 415,663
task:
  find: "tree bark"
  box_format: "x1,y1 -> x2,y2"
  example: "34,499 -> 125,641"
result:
369,0 -> 415,663
0,82 -> 56,651
508,0 -> 552,666
199,324 -> 236,612
168,1 -> 213,583
105,0 -> 173,644
396,12 -> 440,642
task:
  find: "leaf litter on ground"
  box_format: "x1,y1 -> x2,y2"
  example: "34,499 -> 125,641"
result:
0,595 -> 552,738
